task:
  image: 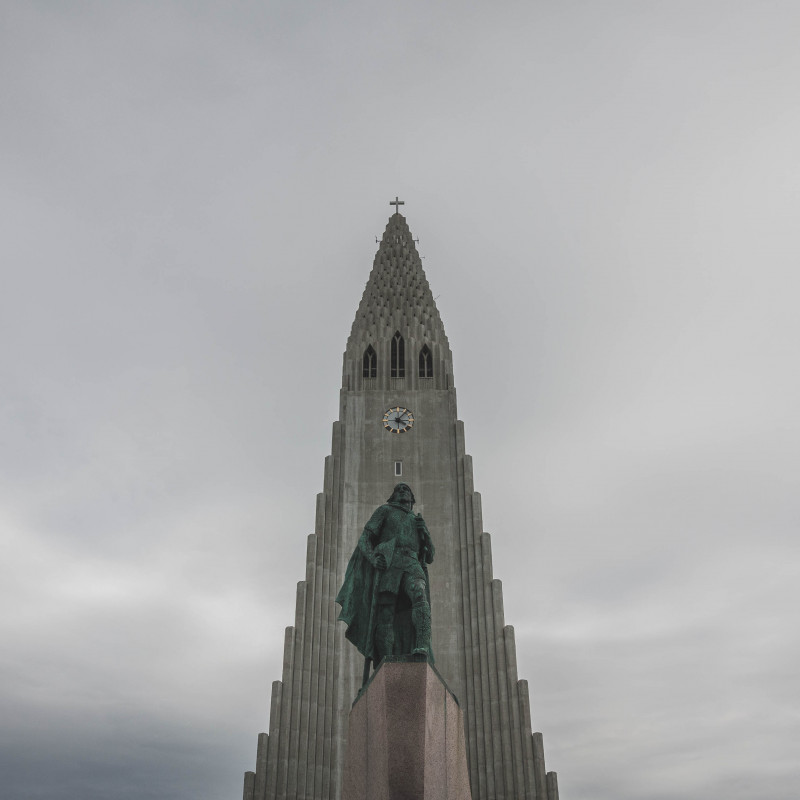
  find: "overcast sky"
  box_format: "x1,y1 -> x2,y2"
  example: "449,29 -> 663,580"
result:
2,2 -> 799,799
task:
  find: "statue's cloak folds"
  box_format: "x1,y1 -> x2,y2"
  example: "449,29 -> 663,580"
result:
335,544 -> 380,661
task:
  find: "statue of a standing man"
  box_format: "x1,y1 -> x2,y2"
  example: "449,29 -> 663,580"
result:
336,483 -> 435,684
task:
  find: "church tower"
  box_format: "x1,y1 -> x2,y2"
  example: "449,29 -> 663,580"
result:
243,205 -> 560,800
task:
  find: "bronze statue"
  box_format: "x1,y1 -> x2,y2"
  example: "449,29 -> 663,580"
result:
336,483 -> 434,684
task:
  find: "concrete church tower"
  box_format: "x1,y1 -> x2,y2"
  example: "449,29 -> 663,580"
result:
243,205 -> 560,800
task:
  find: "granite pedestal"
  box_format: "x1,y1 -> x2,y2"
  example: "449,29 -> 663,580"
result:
342,658 -> 473,800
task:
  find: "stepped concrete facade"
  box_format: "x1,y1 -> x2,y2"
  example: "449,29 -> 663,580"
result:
243,211 -> 560,800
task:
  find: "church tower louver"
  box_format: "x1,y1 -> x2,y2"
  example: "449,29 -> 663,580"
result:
243,207 -> 560,800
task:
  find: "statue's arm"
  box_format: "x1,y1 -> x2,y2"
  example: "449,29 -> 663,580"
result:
358,506 -> 386,567
416,514 -> 435,564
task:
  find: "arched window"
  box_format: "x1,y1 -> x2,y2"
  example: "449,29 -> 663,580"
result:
362,345 -> 376,378
390,331 -> 405,378
419,345 -> 433,378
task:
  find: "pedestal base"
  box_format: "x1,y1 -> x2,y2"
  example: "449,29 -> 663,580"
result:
342,658 -> 473,800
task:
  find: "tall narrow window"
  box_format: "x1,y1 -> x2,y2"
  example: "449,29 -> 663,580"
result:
362,345 -> 377,378
419,345 -> 433,378
391,331 -> 405,378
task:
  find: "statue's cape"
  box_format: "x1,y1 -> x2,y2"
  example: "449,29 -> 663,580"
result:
335,545 -> 379,660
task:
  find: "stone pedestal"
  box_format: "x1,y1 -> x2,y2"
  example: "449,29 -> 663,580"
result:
342,658 -> 473,800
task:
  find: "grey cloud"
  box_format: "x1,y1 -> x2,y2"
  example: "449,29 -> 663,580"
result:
2,2 -> 799,799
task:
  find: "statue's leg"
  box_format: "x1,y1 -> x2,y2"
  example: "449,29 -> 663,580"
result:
374,595 -> 395,660
411,602 -> 432,659
405,575 -> 432,659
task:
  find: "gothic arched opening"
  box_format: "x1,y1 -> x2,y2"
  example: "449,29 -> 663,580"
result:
419,345 -> 433,378
390,332 -> 405,378
362,345 -> 377,378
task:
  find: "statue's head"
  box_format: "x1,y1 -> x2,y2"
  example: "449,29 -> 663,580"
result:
388,483 -> 415,508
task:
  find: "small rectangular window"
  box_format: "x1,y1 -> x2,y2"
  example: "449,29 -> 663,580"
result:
394,461 -> 402,477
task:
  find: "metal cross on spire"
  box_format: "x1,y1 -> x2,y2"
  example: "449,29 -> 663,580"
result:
390,196 -> 404,214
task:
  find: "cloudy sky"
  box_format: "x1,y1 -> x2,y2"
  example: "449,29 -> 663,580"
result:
2,2 -> 799,799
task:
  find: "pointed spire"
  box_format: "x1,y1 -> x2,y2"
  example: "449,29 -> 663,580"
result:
343,210 -> 453,391
348,213 -> 448,349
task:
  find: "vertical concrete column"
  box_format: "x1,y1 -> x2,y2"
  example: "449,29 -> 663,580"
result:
317,466 -> 336,799
243,771 -> 255,800
284,579 -> 309,799
490,578 -> 517,798
299,533 -> 323,795
532,732 -> 548,800
517,681 -> 537,798
317,437 -> 342,797
473,520 -> 496,797
265,682 -> 282,800
298,525 -> 320,792
502,626 -> 528,798
253,732 -> 268,800
274,627 -> 295,798
454,426 -> 482,798
478,532 -> 505,799
546,771 -> 559,800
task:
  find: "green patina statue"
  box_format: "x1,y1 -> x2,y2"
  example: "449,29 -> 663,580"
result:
336,483 -> 435,684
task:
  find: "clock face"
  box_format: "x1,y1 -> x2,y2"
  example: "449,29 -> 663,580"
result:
383,406 -> 415,434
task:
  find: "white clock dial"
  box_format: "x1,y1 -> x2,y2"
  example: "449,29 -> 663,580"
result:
383,406 -> 414,433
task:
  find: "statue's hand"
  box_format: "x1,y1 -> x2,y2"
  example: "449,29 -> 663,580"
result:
373,553 -> 387,571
